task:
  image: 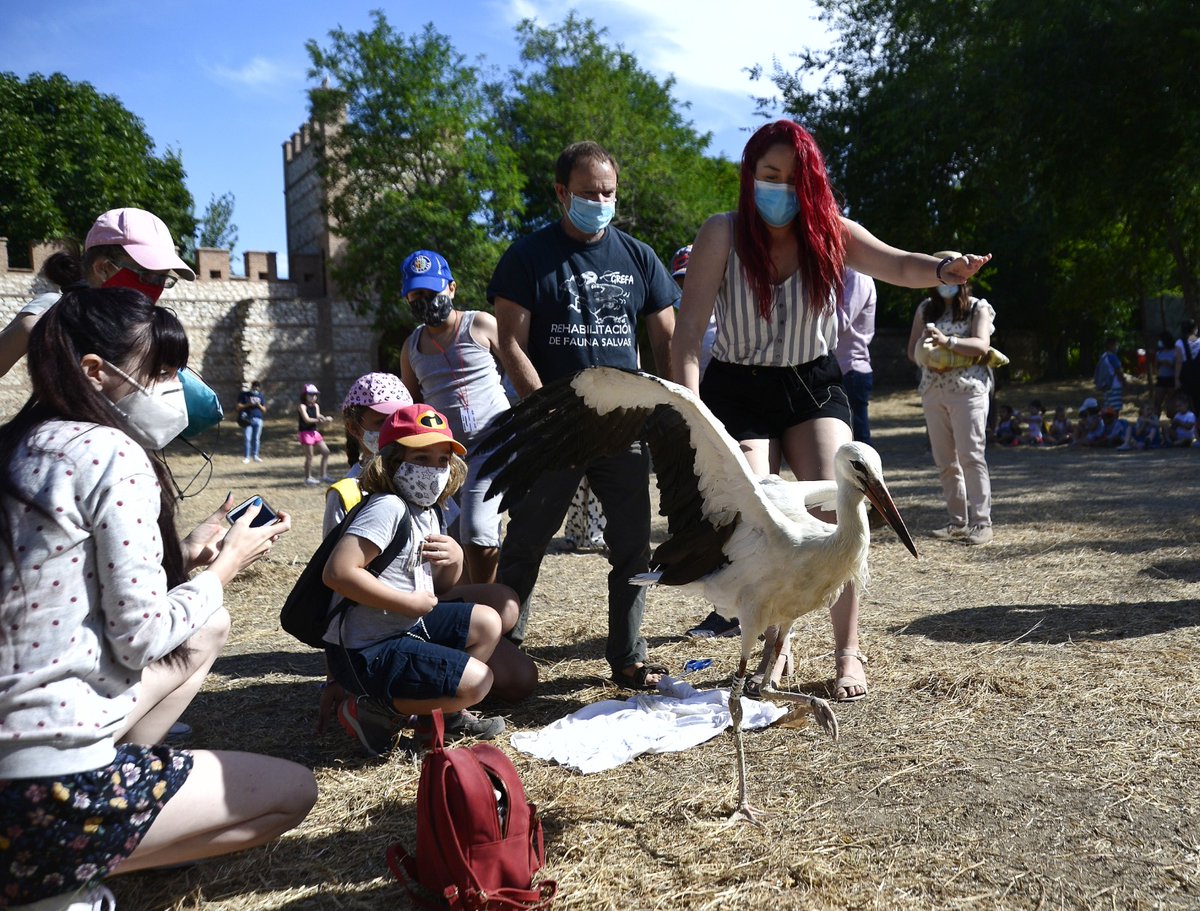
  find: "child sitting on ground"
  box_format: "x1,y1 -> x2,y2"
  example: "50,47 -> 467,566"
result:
1022,400 -> 1046,446
994,404 -> 1021,446
1046,405 -> 1073,445
1117,402 -> 1163,450
322,405 -> 537,757
1083,406 -> 1128,447
1071,398 -> 1101,445
1166,394 -> 1197,447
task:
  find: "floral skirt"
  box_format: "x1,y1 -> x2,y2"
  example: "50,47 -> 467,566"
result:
0,744 -> 192,907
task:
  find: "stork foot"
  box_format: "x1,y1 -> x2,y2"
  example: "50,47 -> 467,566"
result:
759,684 -> 840,740
725,802 -> 769,829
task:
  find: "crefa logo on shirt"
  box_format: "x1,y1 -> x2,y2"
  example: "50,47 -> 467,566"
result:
560,270 -> 632,320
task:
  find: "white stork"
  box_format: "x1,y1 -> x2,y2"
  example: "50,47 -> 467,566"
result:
475,367 -> 918,823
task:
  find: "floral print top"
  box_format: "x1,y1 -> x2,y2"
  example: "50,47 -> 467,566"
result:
916,297 -> 996,397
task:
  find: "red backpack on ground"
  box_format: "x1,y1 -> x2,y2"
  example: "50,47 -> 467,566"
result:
387,710 -> 557,910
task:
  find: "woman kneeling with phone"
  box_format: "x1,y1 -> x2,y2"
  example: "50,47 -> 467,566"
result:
0,288 -> 317,911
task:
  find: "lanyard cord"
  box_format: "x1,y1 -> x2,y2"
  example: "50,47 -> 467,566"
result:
422,312 -> 471,411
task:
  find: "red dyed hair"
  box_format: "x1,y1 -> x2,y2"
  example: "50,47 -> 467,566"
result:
736,120 -> 845,320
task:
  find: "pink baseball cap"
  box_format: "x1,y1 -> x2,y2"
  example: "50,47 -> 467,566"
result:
85,208 -> 196,281
342,372 -> 413,414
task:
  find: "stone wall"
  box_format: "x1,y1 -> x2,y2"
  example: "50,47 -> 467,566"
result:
0,267 -> 377,420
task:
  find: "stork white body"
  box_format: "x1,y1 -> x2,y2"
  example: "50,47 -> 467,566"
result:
477,367 -> 918,823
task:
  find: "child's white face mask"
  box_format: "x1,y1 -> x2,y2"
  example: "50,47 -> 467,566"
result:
393,461 -> 450,507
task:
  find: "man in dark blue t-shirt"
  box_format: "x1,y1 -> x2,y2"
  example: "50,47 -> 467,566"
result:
488,140 -> 677,691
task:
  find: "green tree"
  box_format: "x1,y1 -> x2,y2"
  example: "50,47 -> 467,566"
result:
768,0 -> 1200,371
0,72 -> 194,268
494,14 -> 738,260
198,191 -> 238,252
306,13 -> 523,348
183,192 -> 239,268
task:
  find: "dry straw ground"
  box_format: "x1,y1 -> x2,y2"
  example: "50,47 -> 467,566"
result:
120,379 -> 1199,911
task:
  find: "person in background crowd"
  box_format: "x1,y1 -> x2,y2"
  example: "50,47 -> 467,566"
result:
908,268 -> 998,546
834,267 -> 878,445
298,383 -> 334,485
237,379 -> 267,463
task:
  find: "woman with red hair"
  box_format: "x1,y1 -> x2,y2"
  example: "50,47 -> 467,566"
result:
671,119 -> 990,702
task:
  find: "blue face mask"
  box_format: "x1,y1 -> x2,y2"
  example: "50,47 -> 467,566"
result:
753,180 -> 799,227
566,194 -> 615,234
178,367 -> 224,438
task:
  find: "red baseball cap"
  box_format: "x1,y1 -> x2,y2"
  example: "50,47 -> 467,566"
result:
379,405 -> 466,455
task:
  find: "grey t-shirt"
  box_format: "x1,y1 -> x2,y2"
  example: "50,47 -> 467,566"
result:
321,493 -> 442,648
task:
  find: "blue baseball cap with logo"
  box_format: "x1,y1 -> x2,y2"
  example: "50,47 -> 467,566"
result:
401,250 -> 453,295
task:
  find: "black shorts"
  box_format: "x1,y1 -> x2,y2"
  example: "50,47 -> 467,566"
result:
700,355 -> 851,441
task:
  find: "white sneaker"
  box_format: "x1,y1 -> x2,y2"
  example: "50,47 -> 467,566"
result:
242,458 -> 250,464
253,455 -> 262,462
930,524 -> 968,540
964,524 -> 994,546
12,884 -> 116,911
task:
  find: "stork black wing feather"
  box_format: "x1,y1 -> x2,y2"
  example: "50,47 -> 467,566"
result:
473,372 -> 652,513
642,403 -> 734,584
471,368 -> 739,585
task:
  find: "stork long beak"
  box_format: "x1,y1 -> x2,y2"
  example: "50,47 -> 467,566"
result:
862,476 -> 919,558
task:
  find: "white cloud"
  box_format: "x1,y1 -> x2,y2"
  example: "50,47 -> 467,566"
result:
492,0 -> 833,156
205,55 -> 303,93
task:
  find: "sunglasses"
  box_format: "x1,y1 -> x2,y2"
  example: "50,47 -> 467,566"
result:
114,260 -> 178,289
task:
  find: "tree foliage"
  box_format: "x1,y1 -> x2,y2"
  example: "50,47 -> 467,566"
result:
494,14 -> 738,261
769,0 -> 1200,370
0,72 -> 194,268
306,14 -> 523,347
198,191 -> 238,253
304,12 -> 736,347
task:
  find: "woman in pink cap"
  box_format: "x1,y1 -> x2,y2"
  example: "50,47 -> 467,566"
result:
0,208 -> 193,379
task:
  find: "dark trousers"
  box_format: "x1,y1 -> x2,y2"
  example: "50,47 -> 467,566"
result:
498,442 -> 651,674
842,369 -> 874,445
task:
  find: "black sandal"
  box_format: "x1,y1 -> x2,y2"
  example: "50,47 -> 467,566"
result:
610,663 -> 669,691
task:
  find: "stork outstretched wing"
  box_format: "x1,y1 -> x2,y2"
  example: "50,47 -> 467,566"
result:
474,367 -> 820,585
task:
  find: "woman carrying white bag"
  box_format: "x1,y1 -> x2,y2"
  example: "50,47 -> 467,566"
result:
906,253 -> 1000,546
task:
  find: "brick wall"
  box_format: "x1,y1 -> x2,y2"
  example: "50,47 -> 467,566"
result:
0,270 -> 377,420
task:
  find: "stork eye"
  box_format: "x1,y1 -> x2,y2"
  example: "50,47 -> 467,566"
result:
849,459 -> 866,474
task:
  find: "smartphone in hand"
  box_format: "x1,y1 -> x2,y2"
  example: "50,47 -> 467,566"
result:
226,496 -> 279,528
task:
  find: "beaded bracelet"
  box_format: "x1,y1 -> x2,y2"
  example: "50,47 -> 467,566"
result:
935,256 -> 953,283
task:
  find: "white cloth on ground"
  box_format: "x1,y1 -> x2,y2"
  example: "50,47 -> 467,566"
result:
509,676 -> 787,774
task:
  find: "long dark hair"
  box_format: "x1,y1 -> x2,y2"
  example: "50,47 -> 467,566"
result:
922,284 -> 973,324
0,287 -> 190,586
735,120 -> 845,320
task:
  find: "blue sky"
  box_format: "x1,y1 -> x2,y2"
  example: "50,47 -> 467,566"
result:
3,0 -> 830,276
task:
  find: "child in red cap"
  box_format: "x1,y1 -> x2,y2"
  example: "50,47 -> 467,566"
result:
322,405 -> 536,755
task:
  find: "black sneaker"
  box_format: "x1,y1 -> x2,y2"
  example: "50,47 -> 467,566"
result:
416,710 -> 506,748
684,611 -> 740,639
338,696 -> 397,757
